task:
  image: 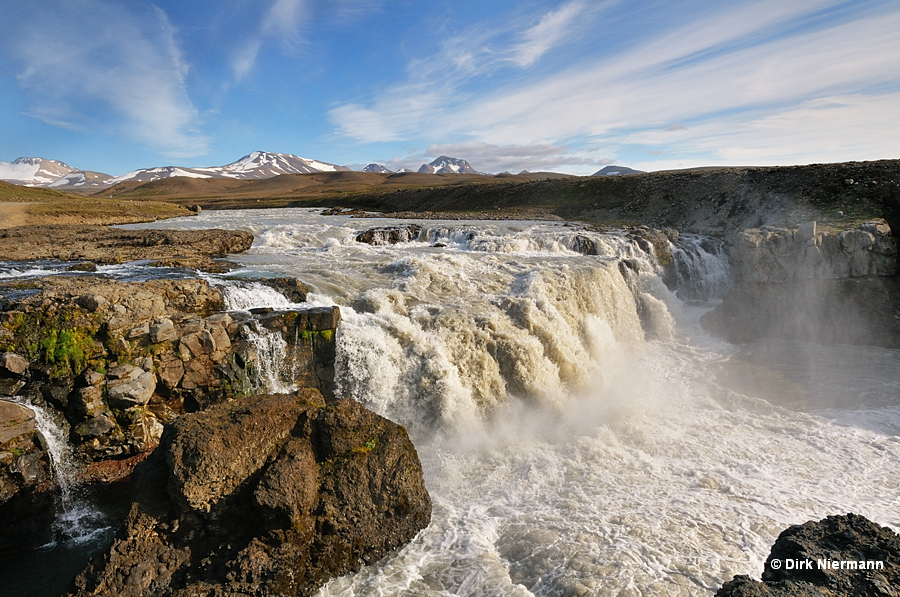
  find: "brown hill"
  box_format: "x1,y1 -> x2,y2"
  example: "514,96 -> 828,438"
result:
0,180 -> 190,229
99,170 -> 576,210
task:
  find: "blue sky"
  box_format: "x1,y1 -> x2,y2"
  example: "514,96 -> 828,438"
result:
1,0 -> 898,176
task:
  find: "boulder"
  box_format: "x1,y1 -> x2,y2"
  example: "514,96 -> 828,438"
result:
69,392 -> 431,597
150,319 -> 177,343
0,400 -> 35,445
107,369 -> 156,408
716,513 -> 900,596
259,277 -> 310,303
126,322 -> 150,340
0,352 -> 29,377
76,294 -> 108,312
73,415 -> 117,440
571,234 -> 599,255
0,378 -> 26,397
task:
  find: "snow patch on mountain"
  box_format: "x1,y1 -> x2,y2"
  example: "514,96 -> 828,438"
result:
0,157 -> 77,186
48,170 -> 115,189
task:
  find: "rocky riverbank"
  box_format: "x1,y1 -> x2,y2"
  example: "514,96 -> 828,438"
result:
0,225 -> 252,272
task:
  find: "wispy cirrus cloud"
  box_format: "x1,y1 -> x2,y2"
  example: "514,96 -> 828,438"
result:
1,1 -> 207,158
232,0 -> 307,81
509,0 -> 587,67
332,0 -> 900,172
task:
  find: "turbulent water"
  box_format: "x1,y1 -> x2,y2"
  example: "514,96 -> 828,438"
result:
124,208 -> 900,595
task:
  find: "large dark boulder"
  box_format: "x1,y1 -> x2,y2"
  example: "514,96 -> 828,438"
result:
716,513 -> 900,596
68,390 -> 431,597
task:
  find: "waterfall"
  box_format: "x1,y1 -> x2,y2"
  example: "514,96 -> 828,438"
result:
212,278 -> 301,395
335,254 -> 651,431
14,398 -> 107,546
243,323 -> 297,394
213,279 -> 298,311
669,234 -> 731,301
17,398 -> 77,503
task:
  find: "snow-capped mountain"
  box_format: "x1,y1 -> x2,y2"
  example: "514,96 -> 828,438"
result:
48,170 -> 115,190
418,156 -> 483,174
363,163 -> 393,173
110,151 -> 351,184
0,157 -> 78,186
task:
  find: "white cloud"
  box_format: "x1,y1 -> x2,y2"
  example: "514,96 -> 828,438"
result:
509,0 -> 586,67
5,1 -> 207,158
627,92 -> 900,170
232,0 -> 306,80
330,0 -> 900,170
424,141 -> 609,172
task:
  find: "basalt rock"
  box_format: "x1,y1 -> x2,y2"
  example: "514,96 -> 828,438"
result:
68,392 -> 432,597
731,219 -> 897,284
356,223 -> 423,245
258,277 -> 310,303
716,513 -> 900,596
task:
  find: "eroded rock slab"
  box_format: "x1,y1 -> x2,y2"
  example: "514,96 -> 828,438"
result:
355,224 -> 422,245
0,225 -> 253,265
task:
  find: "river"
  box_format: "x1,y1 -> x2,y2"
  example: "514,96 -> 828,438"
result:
119,209 -> 900,594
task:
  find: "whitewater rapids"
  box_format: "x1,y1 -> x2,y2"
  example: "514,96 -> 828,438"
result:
125,208 -> 900,596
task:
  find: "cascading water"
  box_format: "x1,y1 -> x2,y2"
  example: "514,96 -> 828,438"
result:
241,323 -> 297,394
121,208 -> 900,596
669,234 -> 732,302
213,278 -> 302,394
13,398 -> 109,546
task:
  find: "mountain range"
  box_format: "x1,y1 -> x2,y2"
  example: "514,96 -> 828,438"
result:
0,153 -> 637,191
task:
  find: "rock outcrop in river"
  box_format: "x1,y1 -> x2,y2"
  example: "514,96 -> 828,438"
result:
716,513 -> 900,596
67,392 -> 431,597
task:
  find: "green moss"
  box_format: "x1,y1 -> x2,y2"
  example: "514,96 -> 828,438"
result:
40,328 -> 95,376
351,438 -> 377,455
299,328 -> 335,342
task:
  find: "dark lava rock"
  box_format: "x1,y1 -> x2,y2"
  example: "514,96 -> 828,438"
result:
68,390 -> 431,597
571,234 -> 599,255
716,513 -> 900,596
356,224 -> 423,245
